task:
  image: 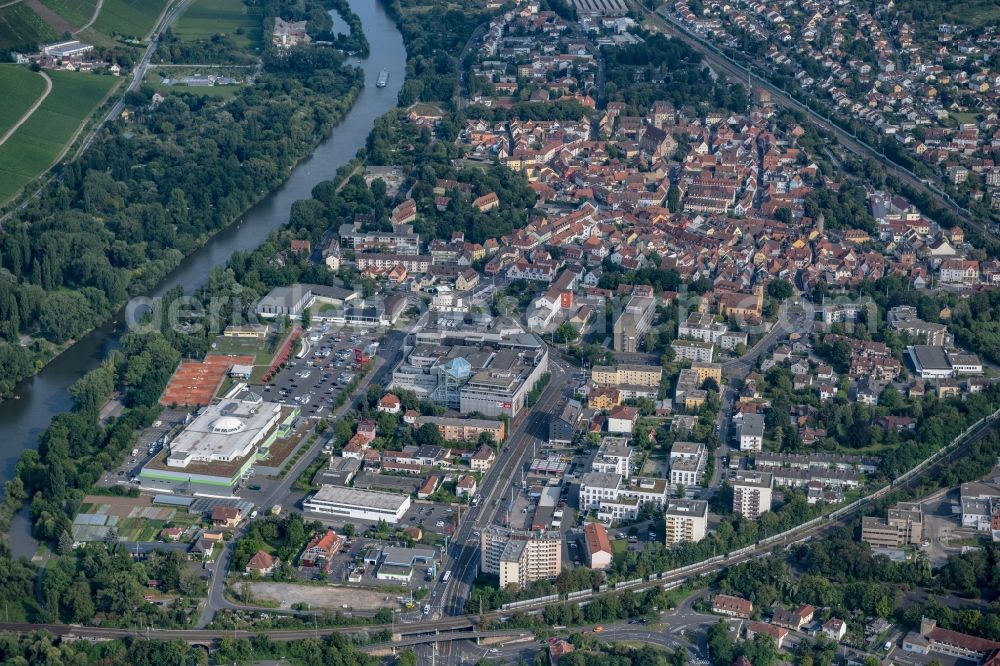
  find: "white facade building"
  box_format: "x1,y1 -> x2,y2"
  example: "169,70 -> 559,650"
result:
303,486 -> 411,523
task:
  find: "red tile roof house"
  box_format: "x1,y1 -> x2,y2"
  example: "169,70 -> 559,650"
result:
299,530 -> 345,571
822,618 -> 847,641
455,475 -> 477,498
473,192 -> 500,212
712,594 -> 753,618
245,550 -> 277,576
356,420 -> 378,443
211,506 -> 242,528
772,603 -> 815,630
417,475 -> 441,499
747,622 -> 788,649
583,521 -> 612,570
160,527 -> 183,541
549,639 -> 575,664
378,394 -> 401,414
470,445 -> 496,471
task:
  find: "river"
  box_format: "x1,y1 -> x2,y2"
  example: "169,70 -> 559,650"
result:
2,0 -> 406,558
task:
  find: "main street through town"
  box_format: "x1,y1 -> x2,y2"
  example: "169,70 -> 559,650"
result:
434,356 -> 574,618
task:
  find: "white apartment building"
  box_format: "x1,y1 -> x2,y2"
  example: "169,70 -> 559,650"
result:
592,437 -> 635,478
739,414 -> 765,452
579,472 -> 668,524
671,339 -> 715,363
579,472 -> 623,510
664,499 -> 709,545
480,526 -> 562,588
732,471 -> 773,519
678,312 -> 728,343
591,364 -> 663,387
669,441 -> 707,486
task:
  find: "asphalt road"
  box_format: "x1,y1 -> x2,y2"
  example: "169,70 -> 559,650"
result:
196,341 -> 393,628
8,401 -> 995,644
640,3 -> 994,242
435,356 -> 574,617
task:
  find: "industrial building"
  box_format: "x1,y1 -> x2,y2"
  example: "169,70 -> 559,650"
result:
861,502 -> 923,548
255,283 -> 358,319
374,546 -> 439,581
303,486 -> 411,523
139,390 -> 296,489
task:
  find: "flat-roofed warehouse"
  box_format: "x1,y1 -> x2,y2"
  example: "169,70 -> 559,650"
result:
906,345 -> 953,380
303,486 -> 411,523
572,0 -> 628,16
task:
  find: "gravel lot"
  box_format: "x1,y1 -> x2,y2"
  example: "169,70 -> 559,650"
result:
246,582 -> 396,611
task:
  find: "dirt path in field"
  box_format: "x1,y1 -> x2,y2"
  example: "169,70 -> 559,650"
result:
0,70 -> 51,149
73,0 -> 104,34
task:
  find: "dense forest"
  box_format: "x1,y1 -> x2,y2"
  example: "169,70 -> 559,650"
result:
381,0 -> 491,108
0,0 -> 366,398
603,33 -> 749,116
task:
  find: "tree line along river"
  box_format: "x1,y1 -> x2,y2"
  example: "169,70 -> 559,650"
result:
1,0 -> 407,558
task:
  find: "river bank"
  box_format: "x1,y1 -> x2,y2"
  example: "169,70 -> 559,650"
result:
1,0 -> 407,559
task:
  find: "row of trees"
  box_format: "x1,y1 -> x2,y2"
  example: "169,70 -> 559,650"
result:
0,5 -> 367,391
0,630 -> 380,665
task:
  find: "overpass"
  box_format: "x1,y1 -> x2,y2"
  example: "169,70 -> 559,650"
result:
3,390 -> 998,647
358,629 -> 533,654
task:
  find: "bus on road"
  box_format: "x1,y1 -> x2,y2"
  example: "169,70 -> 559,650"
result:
441,571 -> 451,583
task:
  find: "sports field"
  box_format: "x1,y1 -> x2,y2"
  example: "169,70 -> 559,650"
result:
173,0 -> 262,49
0,66 -> 48,138
0,3 -> 58,52
91,0 -> 169,39
159,354 -> 255,406
38,0 -> 98,29
0,70 -> 118,203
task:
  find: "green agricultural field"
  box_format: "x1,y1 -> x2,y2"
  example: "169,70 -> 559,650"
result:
0,71 -> 118,203
38,0 -> 98,29
173,0 -> 262,49
0,3 -> 58,52
0,66 -> 48,138
91,0 -> 169,39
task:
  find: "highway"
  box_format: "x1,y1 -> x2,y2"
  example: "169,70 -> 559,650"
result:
637,2 -> 996,242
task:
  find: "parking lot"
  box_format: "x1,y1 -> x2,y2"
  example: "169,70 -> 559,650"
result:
262,325 -> 381,417
98,409 -> 190,487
